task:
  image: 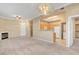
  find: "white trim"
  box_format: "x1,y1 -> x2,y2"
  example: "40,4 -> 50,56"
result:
66,14 -> 79,47
55,3 -> 72,10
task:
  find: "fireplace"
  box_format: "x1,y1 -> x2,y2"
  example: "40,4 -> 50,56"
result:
2,33 -> 8,40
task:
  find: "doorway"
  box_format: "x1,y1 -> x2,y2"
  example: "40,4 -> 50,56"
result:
66,15 -> 79,47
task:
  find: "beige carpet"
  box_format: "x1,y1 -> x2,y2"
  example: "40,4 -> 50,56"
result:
0,36 -> 79,55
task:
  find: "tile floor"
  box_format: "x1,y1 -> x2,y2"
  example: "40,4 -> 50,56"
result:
0,36 -> 79,55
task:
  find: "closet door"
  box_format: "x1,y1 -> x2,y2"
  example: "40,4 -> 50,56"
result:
75,24 -> 79,38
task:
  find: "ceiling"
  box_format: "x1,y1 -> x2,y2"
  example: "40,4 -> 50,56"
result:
0,3 -> 71,20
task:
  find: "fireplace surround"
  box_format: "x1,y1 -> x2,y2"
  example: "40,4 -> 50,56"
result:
1,33 -> 8,40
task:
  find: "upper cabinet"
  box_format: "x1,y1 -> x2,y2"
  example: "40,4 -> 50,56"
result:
40,21 -> 54,31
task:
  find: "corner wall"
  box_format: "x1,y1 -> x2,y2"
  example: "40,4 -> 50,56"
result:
0,19 -> 20,38
0,19 -> 31,39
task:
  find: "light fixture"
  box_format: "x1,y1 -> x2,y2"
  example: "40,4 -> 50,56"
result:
15,16 -> 24,23
16,16 -> 22,20
39,3 -> 49,15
